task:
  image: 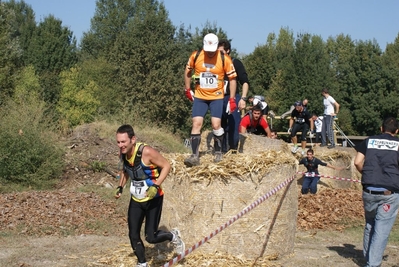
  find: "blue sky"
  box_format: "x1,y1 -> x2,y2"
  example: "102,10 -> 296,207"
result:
23,0 -> 399,55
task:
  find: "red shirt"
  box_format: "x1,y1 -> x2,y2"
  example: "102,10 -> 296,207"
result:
239,114 -> 269,135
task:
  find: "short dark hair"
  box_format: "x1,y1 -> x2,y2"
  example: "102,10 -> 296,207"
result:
322,88 -> 329,94
218,39 -> 231,54
382,117 -> 398,134
252,103 -> 262,112
294,101 -> 302,107
307,149 -> 314,155
116,124 -> 135,139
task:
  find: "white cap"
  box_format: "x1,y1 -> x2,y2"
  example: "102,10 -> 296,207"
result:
203,33 -> 218,52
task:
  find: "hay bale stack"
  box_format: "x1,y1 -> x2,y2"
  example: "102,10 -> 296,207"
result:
199,131 -> 288,154
161,135 -> 298,260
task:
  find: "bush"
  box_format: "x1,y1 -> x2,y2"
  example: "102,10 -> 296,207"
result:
0,98 -> 64,190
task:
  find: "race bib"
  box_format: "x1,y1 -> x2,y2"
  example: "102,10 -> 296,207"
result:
295,118 -> 305,124
130,180 -> 149,199
200,72 -> 218,89
305,172 -> 316,177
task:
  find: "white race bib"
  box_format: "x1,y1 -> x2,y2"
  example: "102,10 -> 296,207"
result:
130,180 -> 149,199
305,172 -> 316,177
200,72 -> 218,89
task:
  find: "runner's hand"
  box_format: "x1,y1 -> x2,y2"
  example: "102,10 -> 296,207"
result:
229,98 -> 237,113
184,88 -> 194,102
146,185 -> 158,199
115,186 -> 123,199
288,128 -> 292,134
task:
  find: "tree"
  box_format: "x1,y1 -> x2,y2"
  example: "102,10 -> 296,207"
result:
0,64 -> 64,187
3,0 -> 36,65
81,0 -> 137,59
26,15 -> 78,104
57,67 -> 100,128
13,65 -> 41,104
348,41 -> 386,135
0,2 -> 22,103
292,33 -> 334,115
380,33 -> 399,120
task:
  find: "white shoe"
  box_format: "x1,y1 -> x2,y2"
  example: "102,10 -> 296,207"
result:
171,228 -> 185,255
291,146 -> 299,153
136,262 -> 148,267
301,149 -> 306,156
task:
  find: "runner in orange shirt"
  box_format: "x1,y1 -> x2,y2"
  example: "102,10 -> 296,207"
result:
183,33 -> 237,166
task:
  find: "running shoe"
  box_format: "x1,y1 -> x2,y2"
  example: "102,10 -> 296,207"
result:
171,228 -> 185,255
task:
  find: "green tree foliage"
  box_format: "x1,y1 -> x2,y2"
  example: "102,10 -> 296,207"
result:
244,28 -> 399,135
4,0 -> 399,139
292,34 -> 334,115
0,65 -> 64,188
3,0 -> 36,65
380,33 -> 399,120
78,57 -> 121,116
347,41 -> 386,135
13,65 -> 41,102
26,15 -> 78,104
82,0 -> 195,134
0,2 -> 22,103
325,34 -> 357,134
57,67 -> 100,128
81,0 -> 135,59
245,28 -> 296,113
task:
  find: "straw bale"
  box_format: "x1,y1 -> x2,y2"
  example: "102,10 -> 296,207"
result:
159,135 -> 298,260
200,131 -> 289,155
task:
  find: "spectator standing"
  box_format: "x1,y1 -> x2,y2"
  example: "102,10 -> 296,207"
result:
183,33 -> 237,166
354,117 -> 399,267
321,88 -> 339,148
218,39 -> 249,153
311,114 -> 323,146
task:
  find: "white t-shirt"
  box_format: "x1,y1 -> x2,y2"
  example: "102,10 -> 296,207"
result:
323,96 -> 336,115
314,116 -> 323,133
253,98 -> 268,111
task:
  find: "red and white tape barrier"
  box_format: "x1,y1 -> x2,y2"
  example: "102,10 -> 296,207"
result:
296,171 -> 361,183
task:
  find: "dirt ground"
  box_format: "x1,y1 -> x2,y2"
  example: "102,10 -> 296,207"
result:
1,124 -> 399,267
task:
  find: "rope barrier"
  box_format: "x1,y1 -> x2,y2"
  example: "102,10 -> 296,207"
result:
296,171 -> 361,183
160,174 -> 297,267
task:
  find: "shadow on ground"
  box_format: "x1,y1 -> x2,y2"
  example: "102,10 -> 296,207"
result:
327,243 -> 364,267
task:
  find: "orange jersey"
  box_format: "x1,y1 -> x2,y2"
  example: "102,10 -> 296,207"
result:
186,50 -> 236,100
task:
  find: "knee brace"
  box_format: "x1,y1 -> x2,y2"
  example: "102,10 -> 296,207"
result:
213,128 -> 224,152
213,128 -> 224,137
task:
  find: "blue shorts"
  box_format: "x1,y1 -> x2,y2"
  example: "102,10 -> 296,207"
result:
192,98 -> 223,119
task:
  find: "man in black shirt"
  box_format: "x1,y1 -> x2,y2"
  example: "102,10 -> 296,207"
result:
354,117 -> 399,267
218,39 -> 249,153
288,101 -> 314,155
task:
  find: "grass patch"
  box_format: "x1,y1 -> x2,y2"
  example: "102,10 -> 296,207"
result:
339,216 -> 399,246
